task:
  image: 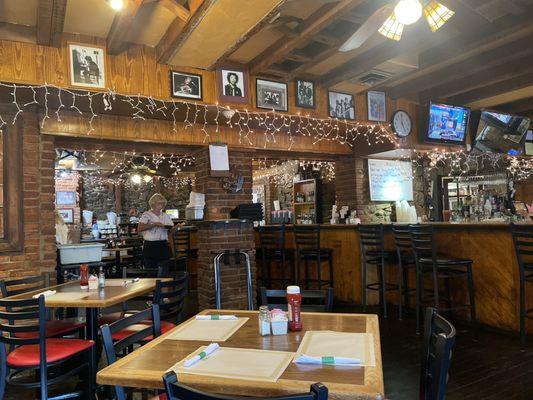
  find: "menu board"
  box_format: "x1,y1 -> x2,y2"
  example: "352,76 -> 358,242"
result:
368,159 -> 413,202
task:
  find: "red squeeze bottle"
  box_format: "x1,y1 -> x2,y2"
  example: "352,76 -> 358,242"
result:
80,264 -> 89,289
287,285 -> 302,331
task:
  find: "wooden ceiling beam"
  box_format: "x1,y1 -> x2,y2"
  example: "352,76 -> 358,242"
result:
447,71 -> 533,105
107,0 -> 144,55
249,0 -> 363,76
36,0 -> 67,47
496,97 -> 533,114
159,0 -> 190,21
156,0 -> 216,64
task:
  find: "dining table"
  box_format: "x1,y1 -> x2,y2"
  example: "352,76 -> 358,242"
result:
97,309 -> 384,400
6,278 -> 167,399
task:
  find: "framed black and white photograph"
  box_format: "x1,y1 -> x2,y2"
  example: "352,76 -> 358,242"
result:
68,43 -> 106,89
367,91 -> 387,122
58,209 -> 74,224
256,79 -> 288,112
295,79 -> 315,109
171,71 -> 203,100
56,191 -> 77,206
328,91 -> 355,120
217,67 -> 250,104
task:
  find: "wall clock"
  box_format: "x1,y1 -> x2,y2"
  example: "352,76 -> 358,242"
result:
391,110 -> 412,138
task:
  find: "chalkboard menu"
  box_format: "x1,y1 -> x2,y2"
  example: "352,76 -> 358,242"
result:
368,159 -> 413,202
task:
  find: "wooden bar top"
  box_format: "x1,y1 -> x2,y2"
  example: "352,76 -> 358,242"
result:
97,310 -> 384,400
254,222 -> 526,230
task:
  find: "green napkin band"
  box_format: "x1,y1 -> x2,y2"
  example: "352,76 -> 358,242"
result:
210,315 -> 220,320
199,351 -> 207,359
321,356 -> 335,364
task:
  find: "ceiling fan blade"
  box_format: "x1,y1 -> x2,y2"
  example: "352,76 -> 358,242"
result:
339,4 -> 393,52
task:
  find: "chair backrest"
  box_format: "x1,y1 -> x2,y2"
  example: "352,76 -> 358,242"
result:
163,371 -> 328,400
171,227 -> 192,257
357,224 -> 385,259
153,272 -> 188,323
419,307 -> 456,400
0,273 -> 50,298
258,225 -> 286,251
100,304 -> 162,400
260,287 -> 334,312
409,224 -> 436,263
294,225 -> 320,251
392,224 -> 412,251
511,223 -> 533,273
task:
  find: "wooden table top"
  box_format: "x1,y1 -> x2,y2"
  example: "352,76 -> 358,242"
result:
6,279 -> 164,308
97,310 -> 384,400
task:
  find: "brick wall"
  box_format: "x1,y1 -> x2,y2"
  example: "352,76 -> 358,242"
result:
0,112 -> 56,281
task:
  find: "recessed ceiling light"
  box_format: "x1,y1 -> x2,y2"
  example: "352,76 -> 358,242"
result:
108,0 -> 125,11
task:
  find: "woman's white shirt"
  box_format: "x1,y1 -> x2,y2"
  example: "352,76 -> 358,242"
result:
139,210 -> 173,241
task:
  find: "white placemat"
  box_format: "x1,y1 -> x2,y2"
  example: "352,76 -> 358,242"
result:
171,346 -> 294,382
166,317 -> 249,342
294,331 -> 376,367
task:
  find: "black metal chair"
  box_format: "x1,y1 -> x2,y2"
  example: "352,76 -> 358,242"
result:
510,223 -> 533,346
419,307 -> 456,400
163,371 -> 328,400
153,272 -> 189,325
257,225 -> 295,288
358,224 -> 399,319
260,286 -> 334,312
392,224 -> 418,319
409,224 -> 476,333
0,296 -> 94,400
0,273 -> 85,338
100,304 -> 163,400
294,225 -> 333,290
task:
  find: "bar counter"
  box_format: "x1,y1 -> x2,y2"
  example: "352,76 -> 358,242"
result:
253,222 -> 531,335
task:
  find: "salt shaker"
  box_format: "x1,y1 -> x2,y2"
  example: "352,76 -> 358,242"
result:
258,306 -> 271,336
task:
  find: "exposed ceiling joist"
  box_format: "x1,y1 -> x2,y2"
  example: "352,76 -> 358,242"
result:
249,0 -> 363,75
107,0 -> 144,55
496,97 -> 533,114
36,0 -> 67,47
156,0 -> 216,64
158,0 -> 191,21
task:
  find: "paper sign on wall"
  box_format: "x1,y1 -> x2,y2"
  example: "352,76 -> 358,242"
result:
209,143 -> 230,177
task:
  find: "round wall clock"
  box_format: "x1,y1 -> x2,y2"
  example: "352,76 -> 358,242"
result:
391,110 -> 412,138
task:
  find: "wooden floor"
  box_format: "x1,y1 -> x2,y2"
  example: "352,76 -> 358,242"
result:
4,299 -> 532,399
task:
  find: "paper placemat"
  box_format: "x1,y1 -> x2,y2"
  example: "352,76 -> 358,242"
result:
295,331 -> 376,367
171,346 -> 294,382
46,292 -> 90,302
166,317 -> 248,342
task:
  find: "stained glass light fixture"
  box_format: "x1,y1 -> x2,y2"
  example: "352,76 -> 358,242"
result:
424,0 -> 455,32
378,14 -> 405,41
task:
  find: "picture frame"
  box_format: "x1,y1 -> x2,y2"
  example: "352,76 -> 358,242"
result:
295,79 -> 315,109
68,43 -> 106,89
56,191 -> 77,206
171,71 -> 203,100
58,208 -> 74,224
367,91 -> 387,122
256,78 -> 288,112
328,91 -> 355,120
217,67 -> 250,105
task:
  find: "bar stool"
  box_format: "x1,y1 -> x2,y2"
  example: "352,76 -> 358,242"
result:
257,225 -> 295,288
510,223 -> 533,347
358,224 -> 399,318
409,224 -> 476,333
392,224 -> 417,319
294,225 -> 333,290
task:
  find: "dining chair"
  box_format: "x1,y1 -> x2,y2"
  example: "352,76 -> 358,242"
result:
163,371 -> 328,400
260,287 -> 334,312
0,296 -> 94,400
0,273 -> 85,338
153,272 -> 189,325
419,307 -> 456,400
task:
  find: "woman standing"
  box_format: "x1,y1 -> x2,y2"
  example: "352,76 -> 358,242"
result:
138,193 -> 174,276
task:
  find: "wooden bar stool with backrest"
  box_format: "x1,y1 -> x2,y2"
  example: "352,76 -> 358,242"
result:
409,224 -> 476,334
392,224 -> 418,319
163,371 -> 328,400
510,223 -> 533,347
358,224 -> 399,318
260,286 -> 334,312
294,225 -> 333,290
171,227 -> 194,278
257,225 -> 295,288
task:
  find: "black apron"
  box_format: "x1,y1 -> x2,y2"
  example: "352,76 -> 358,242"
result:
143,240 -> 171,261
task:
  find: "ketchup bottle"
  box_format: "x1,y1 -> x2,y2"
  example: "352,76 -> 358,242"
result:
80,264 -> 89,289
287,285 -> 302,331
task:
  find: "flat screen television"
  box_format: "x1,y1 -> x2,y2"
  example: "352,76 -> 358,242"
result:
472,110 -> 530,155
426,102 -> 470,145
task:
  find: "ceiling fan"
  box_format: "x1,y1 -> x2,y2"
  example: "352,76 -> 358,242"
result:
340,0 -> 455,52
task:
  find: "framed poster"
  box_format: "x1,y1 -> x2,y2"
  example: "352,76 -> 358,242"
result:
68,43 -> 106,89
256,79 -> 288,112
295,79 -> 315,109
56,191 -> 77,206
171,71 -> 203,100
217,67 -> 250,105
328,91 -> 355,120
367,91 -> 387,122
58,208 -> 74,224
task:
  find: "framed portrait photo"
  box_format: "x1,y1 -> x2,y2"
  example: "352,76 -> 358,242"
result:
256,79 -> 288,112
367,91 -> 387,122
295,79 -> 315,109
58,209 -> 74,224
328,91 -> 355,120
171,71 -> 203,100
56,191 -> 77,206
68,43 -> 106,89
217,67 -> 250,104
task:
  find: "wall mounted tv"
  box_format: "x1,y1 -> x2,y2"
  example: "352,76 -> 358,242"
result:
524,130 -> 533,156
472,110 -> 530,155
426,102 -> 470,145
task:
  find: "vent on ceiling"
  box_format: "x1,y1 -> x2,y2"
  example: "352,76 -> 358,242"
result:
354,69 -> 393,87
